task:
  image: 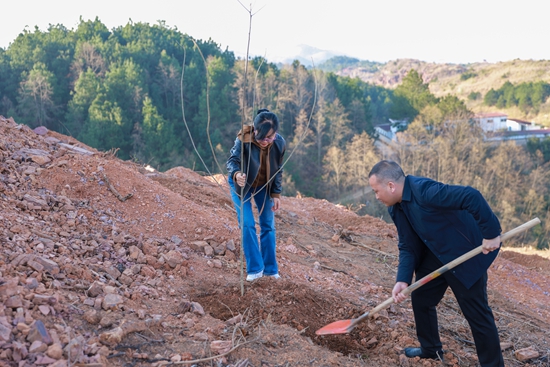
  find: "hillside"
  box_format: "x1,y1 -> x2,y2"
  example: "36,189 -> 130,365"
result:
0,115 -> 549,367
333,58 -> 550,126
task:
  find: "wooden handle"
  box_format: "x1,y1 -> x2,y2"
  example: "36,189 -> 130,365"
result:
403,217 -> 541,295
351,218 -> 541,327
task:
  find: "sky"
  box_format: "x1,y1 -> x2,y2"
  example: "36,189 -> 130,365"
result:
2,0 -> 549,65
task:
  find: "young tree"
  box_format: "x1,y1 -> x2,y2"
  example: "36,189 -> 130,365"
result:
344,132 -> 379,189
327,98 -> 351,148
323,145 -> 346,198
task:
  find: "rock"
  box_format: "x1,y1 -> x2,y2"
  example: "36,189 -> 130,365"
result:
129,245 -> 142,260
189,241 -> 208,252
165,250 -> 184,268
140,265 -> 156,278
105,266 -> 121,280
399,354 -> 410,366
0,278 -> 19,297
191,302 -> 205,316
99,314 -> 118,328
515,346 -> 540,361
5,295 -> 23,308
33,126 -> 48,135
224,251 -> 236,262
33,257 -> 60,274
104,285 -> 117,294
87,281 -> 104,298
119,274 -> 133,286
29,340 -> 48,353
171,235 -> 183,245
212,243 -> 226,255
284,244 -> 298,254
500,342 -> 514,350
225,239 -> 236,252
225,314 -> 242,325
46,343 -> 63,359
35,355 -> 58,365
204,245 -> 214,256
38,305 -> 51,315
63,335 -> 85,361
0,323 -> 12,342
33,294 -> 57,305
142,241 -> 158,256
83,310 -> 102,325
210,340 -> 231,354
25,278 -> 40,289
31,154 -> 52,165
102,293 -> 124,310
27,320 -> 53,345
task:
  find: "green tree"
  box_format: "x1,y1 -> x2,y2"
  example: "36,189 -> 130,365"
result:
16,62 -> 57,128
65,69 -> 101,137
390,69 -> 436,121
137,97 -> 182,169
80,94 -> 131,157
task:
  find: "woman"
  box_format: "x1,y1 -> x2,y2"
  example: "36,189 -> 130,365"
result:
226,109 -> 286,281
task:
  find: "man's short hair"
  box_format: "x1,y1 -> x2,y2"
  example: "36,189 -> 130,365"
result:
368,160 -> 405,182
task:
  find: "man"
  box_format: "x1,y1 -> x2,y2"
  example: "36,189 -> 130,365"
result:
368,160 -> 503,367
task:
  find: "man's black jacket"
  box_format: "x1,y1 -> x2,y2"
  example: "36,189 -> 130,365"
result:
389,175 -> 501,289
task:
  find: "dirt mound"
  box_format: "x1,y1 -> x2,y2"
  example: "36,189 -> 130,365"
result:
0,115 -> 549,366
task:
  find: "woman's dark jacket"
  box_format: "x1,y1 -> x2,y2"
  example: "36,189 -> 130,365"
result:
226,126 -> 285,198
389,175 -> 501,289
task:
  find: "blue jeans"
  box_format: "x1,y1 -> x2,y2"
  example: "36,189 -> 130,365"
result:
229,177 -> 278,276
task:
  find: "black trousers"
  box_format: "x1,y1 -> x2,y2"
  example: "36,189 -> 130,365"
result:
411,249 -> 504,367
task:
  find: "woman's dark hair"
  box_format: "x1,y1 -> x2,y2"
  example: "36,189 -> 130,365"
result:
253,108 -> 279,140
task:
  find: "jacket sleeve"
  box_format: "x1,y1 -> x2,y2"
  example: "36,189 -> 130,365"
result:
226,137 -> 242,180
270,137 -> 286,198
390,205 -> 423,285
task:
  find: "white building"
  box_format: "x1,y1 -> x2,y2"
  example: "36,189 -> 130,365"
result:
473,112 -> 508,132
506,118 -> 542,131
473,113 -> 543,132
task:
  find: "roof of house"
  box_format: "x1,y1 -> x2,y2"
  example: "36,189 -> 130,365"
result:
490,128 -> 550,137
474,112 -> 508,118
375,124 -> 391,132
507,118 -> 532,125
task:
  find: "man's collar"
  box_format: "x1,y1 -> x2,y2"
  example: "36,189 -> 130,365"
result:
402,175 -> 412,202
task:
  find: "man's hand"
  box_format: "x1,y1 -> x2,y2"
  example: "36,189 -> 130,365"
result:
482,236 -> 501,254
235,172 -> 246,187
272,197 -> 280,212
392,282 -> 409,304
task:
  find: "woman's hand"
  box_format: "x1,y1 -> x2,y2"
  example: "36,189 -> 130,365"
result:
392,282 -> 409,304
272,197 -> 281,212
235,172 -> 246,187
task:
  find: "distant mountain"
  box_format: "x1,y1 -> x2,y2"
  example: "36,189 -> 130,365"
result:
316,56 -> 550,126
264,44 -> 343,67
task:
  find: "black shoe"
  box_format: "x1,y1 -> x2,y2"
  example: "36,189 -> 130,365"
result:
404,347 -> 444,361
